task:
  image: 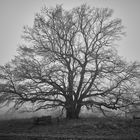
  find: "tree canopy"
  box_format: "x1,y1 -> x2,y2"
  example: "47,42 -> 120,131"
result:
0,5 -> 140,119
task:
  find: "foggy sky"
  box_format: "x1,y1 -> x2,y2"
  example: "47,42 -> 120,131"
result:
0,0 -> 140,65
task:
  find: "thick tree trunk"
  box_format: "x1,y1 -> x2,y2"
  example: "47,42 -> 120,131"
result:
66,105 -> 81,119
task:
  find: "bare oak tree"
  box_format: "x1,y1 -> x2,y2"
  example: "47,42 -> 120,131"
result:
0,5 -> 140,119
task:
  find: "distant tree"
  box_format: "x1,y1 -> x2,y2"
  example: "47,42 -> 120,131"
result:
0,5 -> 140,119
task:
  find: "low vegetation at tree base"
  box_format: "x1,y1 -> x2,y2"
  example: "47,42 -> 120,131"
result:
0,117 -> 140,139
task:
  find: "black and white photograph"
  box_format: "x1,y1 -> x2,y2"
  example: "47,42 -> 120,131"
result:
0,0 -> 140,139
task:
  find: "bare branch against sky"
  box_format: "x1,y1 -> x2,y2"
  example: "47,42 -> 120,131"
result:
0,0 -> 140,65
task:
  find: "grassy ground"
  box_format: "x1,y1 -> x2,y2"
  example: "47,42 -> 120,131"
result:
0,117 -> 140,139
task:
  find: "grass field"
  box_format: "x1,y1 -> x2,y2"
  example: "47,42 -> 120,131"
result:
0,117 -> 140,140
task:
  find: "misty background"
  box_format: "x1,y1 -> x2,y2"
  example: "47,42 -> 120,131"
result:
0,0 -> 140,119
